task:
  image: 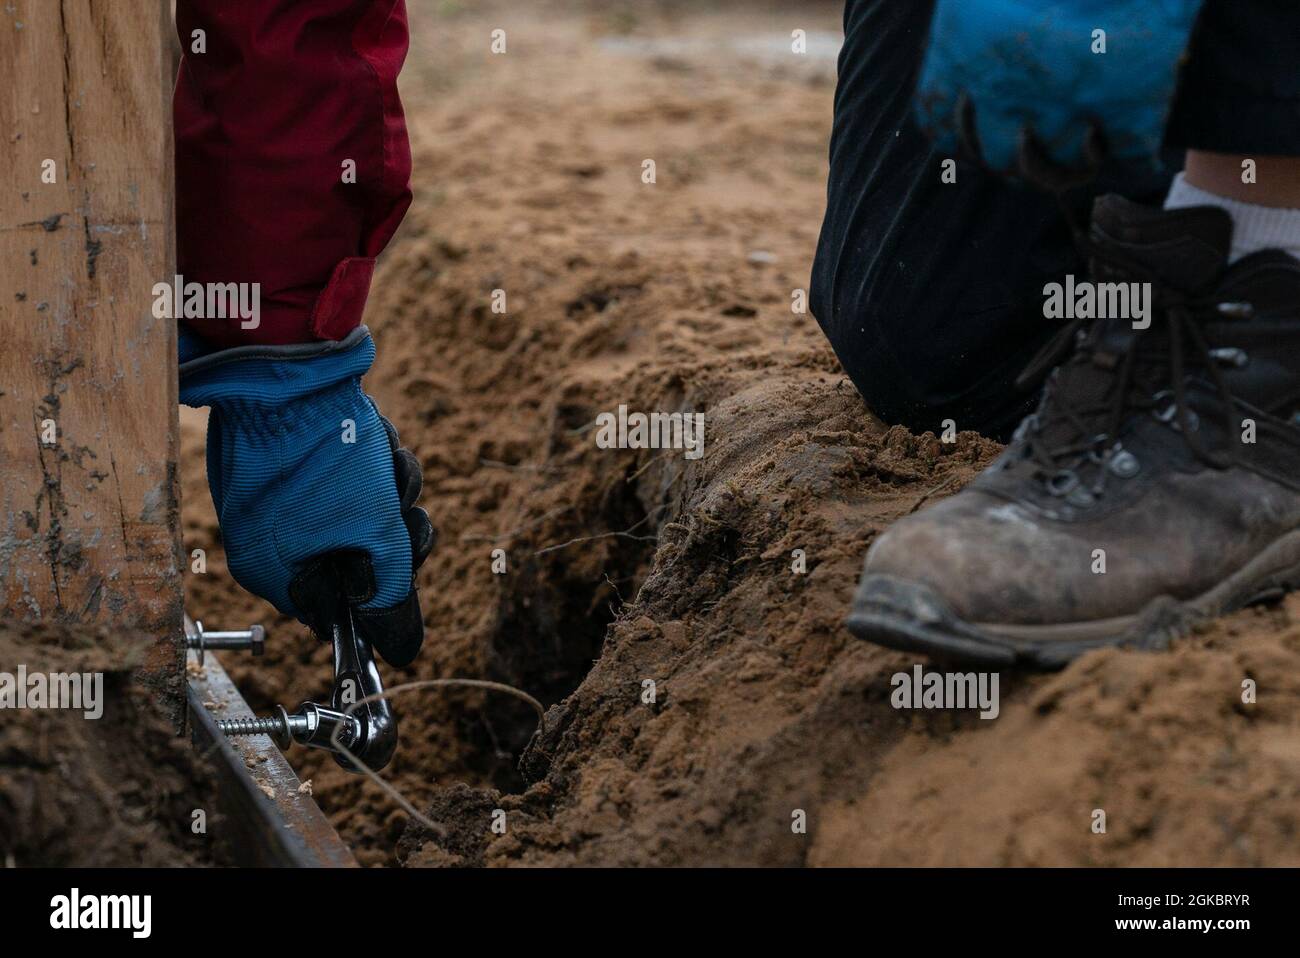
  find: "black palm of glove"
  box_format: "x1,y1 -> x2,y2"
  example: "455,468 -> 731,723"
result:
287,416 -> 436,668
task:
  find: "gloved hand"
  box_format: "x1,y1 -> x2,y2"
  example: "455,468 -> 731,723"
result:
914,0 -> 1204,181
179,325 -> 435,667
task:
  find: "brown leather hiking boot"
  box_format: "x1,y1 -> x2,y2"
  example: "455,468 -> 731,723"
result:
847,194 -> 1300,668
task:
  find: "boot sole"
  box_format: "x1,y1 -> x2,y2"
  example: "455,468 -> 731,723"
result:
846,528 -> 1300,669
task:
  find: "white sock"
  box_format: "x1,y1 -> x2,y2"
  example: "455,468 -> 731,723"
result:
1164,172 -> 1300,264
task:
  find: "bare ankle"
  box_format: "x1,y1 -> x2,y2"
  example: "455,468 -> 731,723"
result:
1183,150 -> 1300,208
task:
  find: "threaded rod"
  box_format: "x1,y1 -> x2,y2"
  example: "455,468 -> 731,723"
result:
216,715 -> 284,737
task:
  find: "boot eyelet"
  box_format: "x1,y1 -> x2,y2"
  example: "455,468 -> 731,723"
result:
1209,347 -> 1249,368
1109,450 -> 1140,478
1173,409 -> 1201,433
1066,486 -> 1095,507
1151,400 -> 1198,431
1151,390 -> 1176,423
1047,470 -> 1079,496
1216,301 -> 1255,319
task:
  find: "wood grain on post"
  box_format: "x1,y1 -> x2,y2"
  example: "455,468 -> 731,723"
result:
0,1 -> 183,722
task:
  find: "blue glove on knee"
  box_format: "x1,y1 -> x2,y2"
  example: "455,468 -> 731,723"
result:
179,325 -> 435,667
915,0 -> 1203,179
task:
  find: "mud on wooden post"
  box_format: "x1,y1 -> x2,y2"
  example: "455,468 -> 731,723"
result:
0,1 -> 183,722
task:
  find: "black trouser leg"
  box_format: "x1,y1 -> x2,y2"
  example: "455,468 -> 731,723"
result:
810,0 -> 1087,440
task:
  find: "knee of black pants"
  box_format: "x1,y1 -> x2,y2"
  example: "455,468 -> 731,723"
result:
810,154 -> 1084,440
809,275 -> 1048,441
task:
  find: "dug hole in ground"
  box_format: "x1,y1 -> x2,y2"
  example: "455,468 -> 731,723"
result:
12,0 -> 1292,869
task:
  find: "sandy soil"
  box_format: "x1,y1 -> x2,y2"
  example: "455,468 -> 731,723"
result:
179,0 -> 1300,867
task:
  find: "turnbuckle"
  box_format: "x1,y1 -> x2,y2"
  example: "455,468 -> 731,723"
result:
188,603 -> 398,773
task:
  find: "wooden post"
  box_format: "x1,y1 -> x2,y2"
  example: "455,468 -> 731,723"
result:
0,1 -> 183,722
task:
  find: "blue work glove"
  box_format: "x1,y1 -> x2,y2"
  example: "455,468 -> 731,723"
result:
179,325 -> 435,667
914,0 -> 1203,181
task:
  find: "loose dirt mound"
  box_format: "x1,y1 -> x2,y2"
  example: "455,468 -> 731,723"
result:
809,620 -> 1300,866
181,1 -> 1300,867
397,404 -> 1300,866
0,622 -> 219,867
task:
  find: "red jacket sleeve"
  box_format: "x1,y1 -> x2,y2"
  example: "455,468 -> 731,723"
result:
174,0 -> 412,347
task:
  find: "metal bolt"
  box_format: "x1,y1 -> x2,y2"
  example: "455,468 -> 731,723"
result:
184,614 -> 265,666
216,702 -> 361,754
217,704 -> 295,750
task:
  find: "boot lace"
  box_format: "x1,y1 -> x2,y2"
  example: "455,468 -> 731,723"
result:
1013,251 -> 1249,494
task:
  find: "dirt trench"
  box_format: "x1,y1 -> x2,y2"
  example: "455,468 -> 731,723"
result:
396,386 -> 1300,868
179,1 -> 1300,867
